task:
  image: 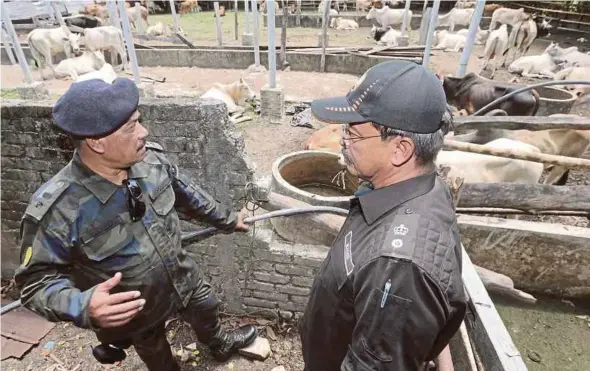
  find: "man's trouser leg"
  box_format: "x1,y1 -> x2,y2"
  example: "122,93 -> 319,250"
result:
132,322 -> 180,371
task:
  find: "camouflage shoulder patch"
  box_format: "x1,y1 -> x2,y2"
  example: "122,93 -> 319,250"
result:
25,179 -> 71,222
380,213 -> 420,261
145,141 -> 164,152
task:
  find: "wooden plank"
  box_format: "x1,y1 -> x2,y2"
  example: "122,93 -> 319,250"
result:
460,246 -> 529,371
360,45 -> 397,56
176,32 -> 196,48
444,139 -> 590,170
458,215 -> 590,297
453,115 -> 590,131
456,183 -> 590,211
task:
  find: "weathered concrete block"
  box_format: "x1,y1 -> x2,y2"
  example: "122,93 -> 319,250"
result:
15,81 -> 50,100
260,85 -> 284,124
138,81 -> 155,98
241,32 -> 254,46
396,35 -> 410,47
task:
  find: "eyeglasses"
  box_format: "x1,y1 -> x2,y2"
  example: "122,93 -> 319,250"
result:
340,126 -> 381,144
123,179 -> 146,222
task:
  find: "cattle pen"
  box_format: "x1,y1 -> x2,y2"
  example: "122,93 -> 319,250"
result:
2,1 -> 590,370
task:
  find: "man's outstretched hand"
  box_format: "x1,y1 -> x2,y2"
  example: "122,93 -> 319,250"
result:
88,272 -> 145,328
235,208 -> 250,232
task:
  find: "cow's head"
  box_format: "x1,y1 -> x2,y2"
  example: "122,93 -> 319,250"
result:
366,6 -> 376,20
236,78 -> 257,105
66,32 -> 82,55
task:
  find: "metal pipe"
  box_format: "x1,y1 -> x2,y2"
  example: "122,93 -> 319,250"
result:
0,0 -> 33,83
401,0 -> 411,36
181,206 -> 350,242
267,0 -> 277,87
472,80 -> 590,116
251,0 -> 260,66
235,0 -> 239,40
1,26 -> 17,65
169,0 -> 179,33
106,0 -> 121,29
117,0 -> 141,85
135,2 -> 144,35
214,2 -> 223,46
244,0 -> 250,34
422,0 -> 440,67
456,0 -> 486,77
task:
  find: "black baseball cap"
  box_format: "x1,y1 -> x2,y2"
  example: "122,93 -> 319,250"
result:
311,60 -> 447,134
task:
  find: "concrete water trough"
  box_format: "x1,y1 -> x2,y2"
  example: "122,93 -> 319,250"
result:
269,150 -> 358,246
535,86 -> 578,116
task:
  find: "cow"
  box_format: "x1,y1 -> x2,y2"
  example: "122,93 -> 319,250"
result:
451,114 -> 590,185
508,43 -> 562,78
488,7 -> 530,31
437,8 -> 474,32
330,18 -> 360,30
80,3 -> 108,18
546,43 -> 590,67
356,0 -> 373,12
553,66 -> 590,97
83,26 -> 127,71
214,5 -> 226,16
145,21 -> 171,37
436,138 -> 544,184
366,6 -> 412,32
201,78 -> 257,118
53,50 -> 106,80
179,0 -> 198,15
27,25 -> 82,80
126,4 -> 149,29
433,30 -> 467,52
479,24 -> 509,79
438,72 -> 540,116
483,3 -> 503,17
75,62 -> 118,84
303,128 -> 545,185
456,27 -> 490,45
63,14 -> 103,31
370,25 -> 402,45
506,17 -> 553,64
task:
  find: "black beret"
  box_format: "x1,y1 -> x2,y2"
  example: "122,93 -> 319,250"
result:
52,77 -> 140,138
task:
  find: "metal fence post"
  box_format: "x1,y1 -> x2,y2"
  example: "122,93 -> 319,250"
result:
214,2 -> 223,46
1,0 -> 33,83
252,0 -> 260,66
456,0 -> 486,77
169,0 -> 179,33
401,0 -> 411,36
422,0 -> 440,67
267,0 -> 277,88
117,0 -> 141,85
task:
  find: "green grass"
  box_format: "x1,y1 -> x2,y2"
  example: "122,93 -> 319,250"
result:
146,10 -> 376,47
0,89 -> 20,99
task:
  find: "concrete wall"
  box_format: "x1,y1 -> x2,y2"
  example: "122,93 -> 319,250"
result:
0,99 -> 255,278
1,47 -> 394,75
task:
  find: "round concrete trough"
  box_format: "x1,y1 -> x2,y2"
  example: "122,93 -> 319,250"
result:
270,150 -> 359,246
535,86 -> 577,116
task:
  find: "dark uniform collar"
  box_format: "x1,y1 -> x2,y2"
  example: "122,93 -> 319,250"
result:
357,170 -> 437,225
71,150 -> 150,204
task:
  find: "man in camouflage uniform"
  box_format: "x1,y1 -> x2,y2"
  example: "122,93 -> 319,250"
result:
14,78 -> 257,371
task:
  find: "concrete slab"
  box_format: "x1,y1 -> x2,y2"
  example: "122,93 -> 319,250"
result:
261,85 -> 284,124
15,81 -> 50,100
242,32 -> 254,46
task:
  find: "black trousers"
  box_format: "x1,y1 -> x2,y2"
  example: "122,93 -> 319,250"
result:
97,275 -> 222,371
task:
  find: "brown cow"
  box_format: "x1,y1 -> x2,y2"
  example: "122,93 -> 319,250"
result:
484,3 -> 504,17
180,0 -> 198,15
304,125 -> 341,153
213,5 -> 226,17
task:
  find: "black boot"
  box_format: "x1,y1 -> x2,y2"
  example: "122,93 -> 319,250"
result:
208,324 -> 258,362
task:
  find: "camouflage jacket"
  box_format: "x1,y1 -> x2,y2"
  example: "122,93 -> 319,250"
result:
14,143 -> 237,340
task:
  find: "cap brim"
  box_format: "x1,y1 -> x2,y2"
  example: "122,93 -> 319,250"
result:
311,96 -> 367,125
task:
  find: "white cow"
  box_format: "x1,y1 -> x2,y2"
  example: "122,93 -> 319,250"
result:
75,63 -> 118,84
553,66 -> 590,96
437,8 -> 474,32
53,51 -> 106,80
201,78 -> 257,117
508,44 -> 561,78
370,25 -> 402,46
479,24 -> 509,78
433,30 -> 467,52
318,1 -> 339,15
457,27 -> 491,45
546,43 -> 590,67
436,138 -> 544,184
83,26 -> 127,71
330,17 -> 359,30
366,6 -> 412,32
146,21 -> 170,37
488,7 -> 529,31
27,25 -> 82,80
